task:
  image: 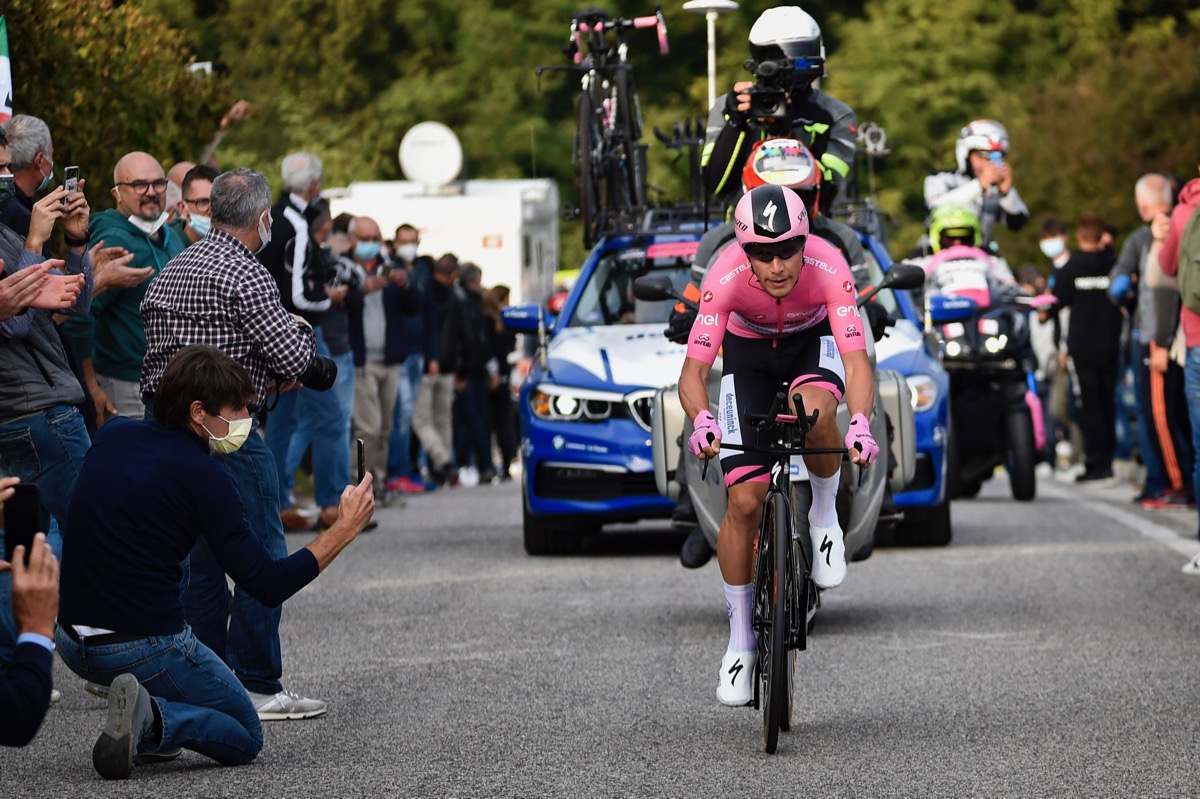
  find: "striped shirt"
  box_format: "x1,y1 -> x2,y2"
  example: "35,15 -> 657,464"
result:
140,229 -> 315,409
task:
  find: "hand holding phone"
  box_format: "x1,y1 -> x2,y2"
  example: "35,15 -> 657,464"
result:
357,438 -> 366,484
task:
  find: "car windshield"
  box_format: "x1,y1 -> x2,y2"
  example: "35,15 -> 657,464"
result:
566,240 -> 697,327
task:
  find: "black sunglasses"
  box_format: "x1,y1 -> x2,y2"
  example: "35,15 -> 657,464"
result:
743,236 -> 806,264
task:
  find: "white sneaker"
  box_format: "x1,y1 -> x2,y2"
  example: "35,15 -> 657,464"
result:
246,689 -> 328,721
458,466 -> 480,488
809,523 -> 847,589
716,649 -> 756,707
1182,554 -> 1200,576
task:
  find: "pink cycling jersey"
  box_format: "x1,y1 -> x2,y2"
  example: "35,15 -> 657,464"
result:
685,235 -> 865,365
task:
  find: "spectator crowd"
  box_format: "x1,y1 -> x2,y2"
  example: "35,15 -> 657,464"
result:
0,110 -> 522,777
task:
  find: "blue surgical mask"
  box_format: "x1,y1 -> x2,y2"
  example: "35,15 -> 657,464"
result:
1039,237 -> 1065,260
189,213 -> 211,238
355,241 -> 381,261
36,158 -> 53,193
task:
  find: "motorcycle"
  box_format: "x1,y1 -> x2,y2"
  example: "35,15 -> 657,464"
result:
922,246 -> 1045,501
636,263 -> 926,573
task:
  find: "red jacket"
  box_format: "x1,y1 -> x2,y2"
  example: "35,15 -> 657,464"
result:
1159,177 -> 1200,346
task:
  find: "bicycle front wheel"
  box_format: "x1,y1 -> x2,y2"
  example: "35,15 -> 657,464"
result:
760,491 -> 791,753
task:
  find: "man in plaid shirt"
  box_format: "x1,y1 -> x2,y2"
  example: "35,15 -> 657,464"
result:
140,167 -> 329,720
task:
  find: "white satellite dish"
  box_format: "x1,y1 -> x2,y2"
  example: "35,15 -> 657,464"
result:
398,122 -> 463,190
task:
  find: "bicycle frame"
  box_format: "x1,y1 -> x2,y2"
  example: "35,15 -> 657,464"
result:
714,390 -> 845,753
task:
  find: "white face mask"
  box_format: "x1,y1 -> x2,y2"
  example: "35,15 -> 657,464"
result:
127,212 -> 169,237
396,243 -> 418,262
201,415 -> 253,455
256,211 -> 272,253
1039,237 -> 1066,260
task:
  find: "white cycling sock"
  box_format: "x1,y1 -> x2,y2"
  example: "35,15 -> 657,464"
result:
724,582 -> 756,652
808,471 -> 839,528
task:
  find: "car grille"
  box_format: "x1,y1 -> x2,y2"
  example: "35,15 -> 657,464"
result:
534,464 -> 659,500
625,390 -> 656,432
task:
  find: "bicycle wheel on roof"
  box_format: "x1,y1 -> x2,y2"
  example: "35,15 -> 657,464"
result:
576,85 -> 607,248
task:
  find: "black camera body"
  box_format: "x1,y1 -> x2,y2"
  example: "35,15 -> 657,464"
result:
299,354 -> 338,392
744,59 -> 792,124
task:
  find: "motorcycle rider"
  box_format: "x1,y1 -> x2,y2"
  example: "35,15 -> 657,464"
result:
671,138 -> 867,569
677,184 -> 879,706
701,6 -> 857,215
918,204 -> 1018,306
924,120 -> 1029,247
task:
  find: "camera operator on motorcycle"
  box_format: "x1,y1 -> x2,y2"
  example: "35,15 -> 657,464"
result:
701,6 -> 857,216
916,204 -> 1019,306
923,120 -> 1029,248
669,138 -> 868,570
677,184 -> 879,707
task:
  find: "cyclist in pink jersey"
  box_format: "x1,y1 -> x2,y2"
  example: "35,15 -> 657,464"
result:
676,184 -> 879,707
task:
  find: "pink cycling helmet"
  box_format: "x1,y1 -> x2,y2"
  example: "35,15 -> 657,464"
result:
733,183 -> 810,248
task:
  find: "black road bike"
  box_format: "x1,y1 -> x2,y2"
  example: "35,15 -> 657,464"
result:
705,392 -> 846,753
537,7 -> 668,247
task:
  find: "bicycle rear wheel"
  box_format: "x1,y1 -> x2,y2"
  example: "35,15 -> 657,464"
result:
576,85 -> 606,248
760,491 -> 790,754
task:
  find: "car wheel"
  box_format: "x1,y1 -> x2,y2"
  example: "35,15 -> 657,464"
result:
522,502 -> 586,555
896,498 -> 952,547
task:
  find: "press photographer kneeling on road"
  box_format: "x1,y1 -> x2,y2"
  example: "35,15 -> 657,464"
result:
54,344 -> 375,780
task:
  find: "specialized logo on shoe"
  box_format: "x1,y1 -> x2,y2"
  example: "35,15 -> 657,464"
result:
820,535 -> 833,566
727,659 -> 745,684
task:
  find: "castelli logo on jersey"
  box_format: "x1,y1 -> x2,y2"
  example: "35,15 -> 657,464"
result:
843,280 -> 854,293
702,291 -> 714,303
719,263 -> 750,285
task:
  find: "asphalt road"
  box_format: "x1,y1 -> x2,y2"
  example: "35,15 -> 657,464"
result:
5,471 -> 1200,797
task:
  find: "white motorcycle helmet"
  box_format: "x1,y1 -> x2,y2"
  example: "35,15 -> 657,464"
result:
955,119 -> 1009,175
748,6 -> 826,89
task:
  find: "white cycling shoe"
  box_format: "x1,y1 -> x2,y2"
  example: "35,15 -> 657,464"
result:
716,649 -> 756,707
809,523 -> 846,589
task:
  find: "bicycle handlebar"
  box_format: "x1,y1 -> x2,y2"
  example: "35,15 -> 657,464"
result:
570,6 -> 669,64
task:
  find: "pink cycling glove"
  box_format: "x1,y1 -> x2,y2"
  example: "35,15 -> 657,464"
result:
688,410 -> 721,456
844,413 -> 879,465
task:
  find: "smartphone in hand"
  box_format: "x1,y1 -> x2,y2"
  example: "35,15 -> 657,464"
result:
62,166 -> 80,207
357,438 -> 366,484
3,484 -> 46,565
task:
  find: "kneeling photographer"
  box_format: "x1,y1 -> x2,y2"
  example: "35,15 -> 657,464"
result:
59,345 -> 374,779
701,5 -> 857,215
139,166 -> 340,723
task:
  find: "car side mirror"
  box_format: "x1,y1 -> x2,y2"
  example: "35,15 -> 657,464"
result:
633,274 -> 680,303
502,303 -> 553,333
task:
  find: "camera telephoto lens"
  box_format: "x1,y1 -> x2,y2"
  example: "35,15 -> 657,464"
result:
299,354 -> 338,392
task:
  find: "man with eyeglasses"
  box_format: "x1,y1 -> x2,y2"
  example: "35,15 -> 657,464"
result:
64,152 -> 185,425
170,164 -> 218,245
0,115 -> 56,240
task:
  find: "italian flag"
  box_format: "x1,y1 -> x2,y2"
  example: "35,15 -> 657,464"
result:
0,17 -> 11,123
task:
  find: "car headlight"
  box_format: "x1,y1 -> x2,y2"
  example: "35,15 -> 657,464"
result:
906,374 -> 939,413
529,384 -> 623,423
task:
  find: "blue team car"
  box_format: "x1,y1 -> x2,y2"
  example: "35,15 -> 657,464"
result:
860,233 -> 954,545
502,225 -> 702,554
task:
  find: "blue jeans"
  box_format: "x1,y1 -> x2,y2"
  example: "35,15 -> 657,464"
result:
265,387 -> 301,512
1131,341 -> 1167,495
0,404 -> 90,663
388,354 -> 425,479
1184,347 -> 1200,539
56,625 -> 263,765
181,418 -> 286,695
287,334 -> 355,508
